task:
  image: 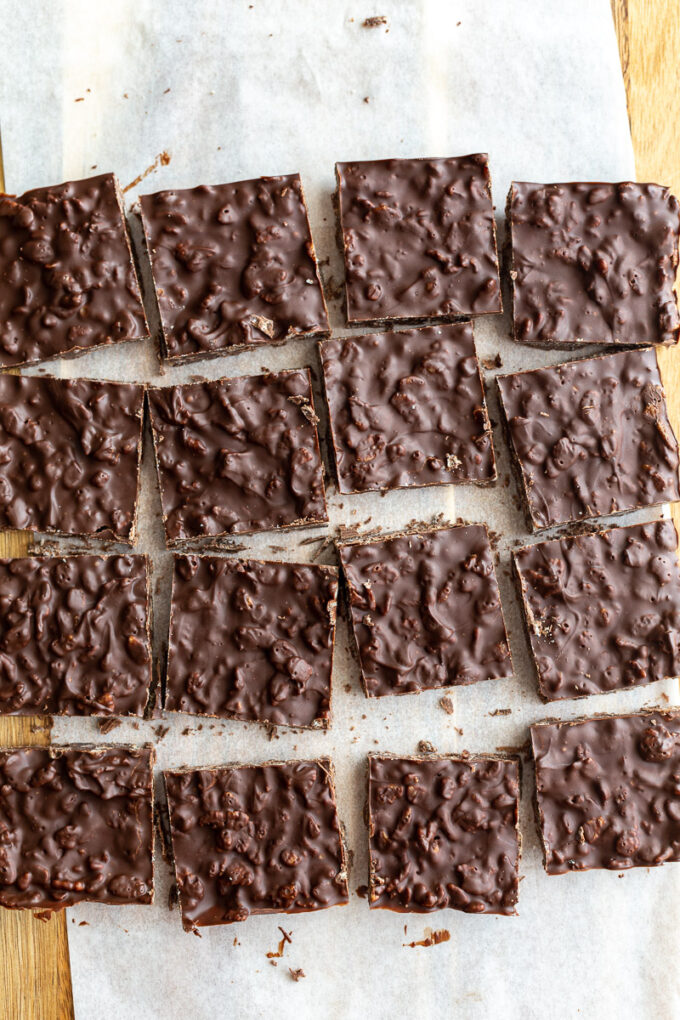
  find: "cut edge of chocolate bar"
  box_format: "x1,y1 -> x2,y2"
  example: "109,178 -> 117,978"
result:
111,172 -> 152,344
126,381 -> 147,548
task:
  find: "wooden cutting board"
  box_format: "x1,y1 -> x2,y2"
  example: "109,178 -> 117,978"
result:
0,2 -> 677,1016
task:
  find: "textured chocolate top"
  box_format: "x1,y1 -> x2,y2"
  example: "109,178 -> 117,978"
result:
515,520 -> 680,701
148,369 -> 328,542
336,155 -> 501,325
140,174 -> 328,360
0,374 -> 144,540
368,754 -> 520,914
531,711 -> 680,874
508,181 -> 680,347
0,173 -> 147,367
166,555 -> 337,727
164,759 -> 348,929
497,348 -> 680,531
339,526 -> 512,698
0,555 -> 151,716
0,745 -> 154,909
320,323 -> 495,493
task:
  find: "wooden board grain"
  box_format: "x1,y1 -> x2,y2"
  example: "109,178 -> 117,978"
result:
0,4 -> 677,1017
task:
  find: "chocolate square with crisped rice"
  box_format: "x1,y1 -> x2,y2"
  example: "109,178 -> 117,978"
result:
0,374 -> 145,541
166,554 -> 337,728
0,554 -> 152,716
140,174 -> 329,361
507,180 -> 680,347
148,369 -> 328,543
339,525 -> 512,698
0,173 -> 148,368
514,519 -> 680,701
368,754 -> 520,914
164,758 -> 348,929
0,745 -> 154,910
531,711 -> 680,874
320,322 -> 495,493
497,348 -> 680,531
336,155 -> 501,325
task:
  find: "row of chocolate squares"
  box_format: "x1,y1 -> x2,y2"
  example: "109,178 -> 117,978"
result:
2,513 -> 680,718
1,158 -> 679,372
1,338 -> 679,540
1,707 -> 678,926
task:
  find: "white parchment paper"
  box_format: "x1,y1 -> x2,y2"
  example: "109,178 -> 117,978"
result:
3,1 -> 680,1018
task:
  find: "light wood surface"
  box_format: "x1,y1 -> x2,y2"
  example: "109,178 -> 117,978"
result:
0,3 -> 677,1016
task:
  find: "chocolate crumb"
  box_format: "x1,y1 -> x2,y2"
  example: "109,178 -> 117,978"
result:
97,718 -> 122,735
403,929 -> 451,948
287,394 -> 319,424
267,927 -> 293,959
481,353 -> 503,370
123,151 -> 171,193
439,696 -> 454,715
